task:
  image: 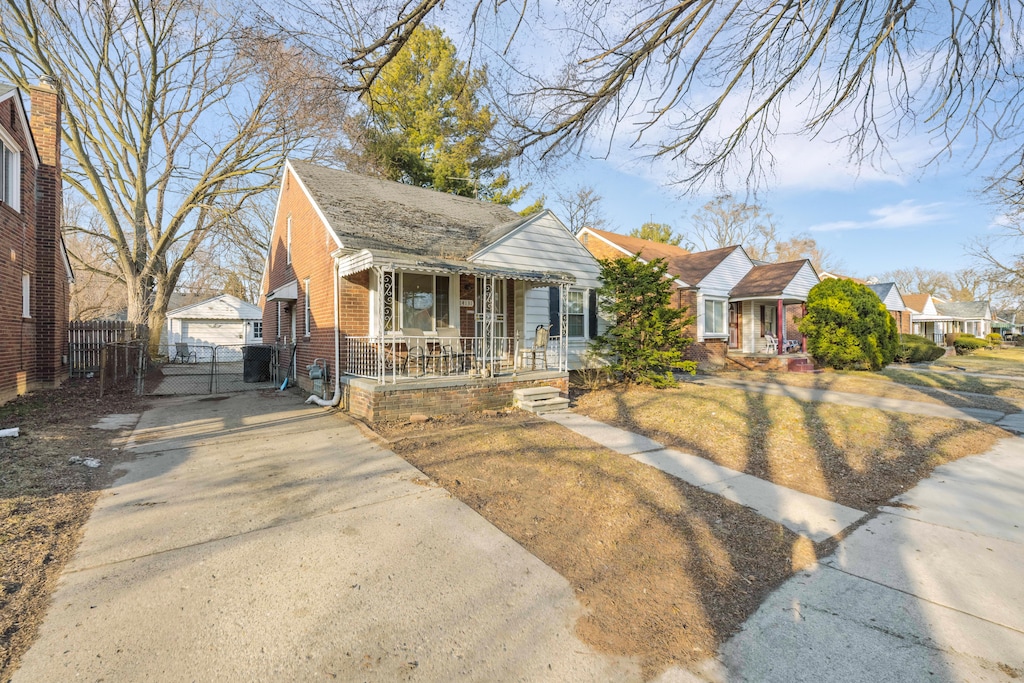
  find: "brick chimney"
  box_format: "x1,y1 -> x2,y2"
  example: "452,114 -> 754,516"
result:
29,77 -> 67,386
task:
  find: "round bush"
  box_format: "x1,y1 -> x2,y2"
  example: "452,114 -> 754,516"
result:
797,279 -> 899,370
895,334 -> 946,363
953,335 -> 988,355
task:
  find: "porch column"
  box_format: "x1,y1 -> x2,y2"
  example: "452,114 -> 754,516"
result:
560,282 -> 569,372
777,298 -> 784,355
801,304 -> 807,353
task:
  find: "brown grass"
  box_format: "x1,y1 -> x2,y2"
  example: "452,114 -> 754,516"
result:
931,346 -> 1024,376
378,413 -> 815,679
575,383 -> 1008,510
0,380 -> 142,683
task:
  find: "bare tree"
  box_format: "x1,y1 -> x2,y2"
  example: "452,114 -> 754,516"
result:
555,185 -> 608,234
773,234 -> 840,272
970,214 -> 1024,310
274,2 -> 1024,190
876,268 -> 957,299
0,0 -> 340,353
684,195 -> 776,259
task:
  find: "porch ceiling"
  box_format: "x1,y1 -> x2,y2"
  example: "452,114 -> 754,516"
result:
729,296 -> 805,305
335,248 -> 574,285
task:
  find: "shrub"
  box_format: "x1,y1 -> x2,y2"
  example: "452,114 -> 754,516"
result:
797,279 -> 899,370
986,333 -> 1004,344
591,255 -> 697,387
894,334 -> 946,363
954,335 -> 988,355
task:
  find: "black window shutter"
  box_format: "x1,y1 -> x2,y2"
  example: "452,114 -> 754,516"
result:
588,289 -> 598,338
549,286 -> 560,336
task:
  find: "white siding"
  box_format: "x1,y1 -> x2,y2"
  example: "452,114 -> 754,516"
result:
698,247 -> 754,296
781,262 -> 820,300
742,300 -> 755,353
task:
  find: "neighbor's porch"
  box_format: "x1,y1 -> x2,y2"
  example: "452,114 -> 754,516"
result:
728,298 -> 807,355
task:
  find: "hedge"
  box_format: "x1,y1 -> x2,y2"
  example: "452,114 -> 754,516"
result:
894,334 -> 946,363
953,335 -> 989,355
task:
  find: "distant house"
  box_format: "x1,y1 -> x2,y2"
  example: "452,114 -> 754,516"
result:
578,227 -> 818,364
259,159 -> 604,421
820,273 -> 910,335
905,294 -> 992,344
0,81 -> 74,404
164,294 -> 264,360
935,300 -> 993,338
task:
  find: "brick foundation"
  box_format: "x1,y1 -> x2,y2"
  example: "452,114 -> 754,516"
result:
340,372 -> 569,423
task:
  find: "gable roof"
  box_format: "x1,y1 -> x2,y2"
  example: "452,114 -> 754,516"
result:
582,227 -> 691,262
935,300 -> 991,320
167,294 -> 262,320
0,83 -> 40,168
666,245 -> 743,286
730,260 -> 809,298
288,159 -> 523,259
902,293 -> 931,313
866,282 -> 905,311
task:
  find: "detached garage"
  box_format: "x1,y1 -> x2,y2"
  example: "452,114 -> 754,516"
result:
164,294 -> 264,360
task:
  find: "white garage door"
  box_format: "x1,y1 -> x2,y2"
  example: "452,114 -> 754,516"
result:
181,321 -> 245,348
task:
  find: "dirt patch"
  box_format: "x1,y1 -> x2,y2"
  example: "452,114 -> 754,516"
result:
376,412 -> 816,678
575,383 -> 1008,511
0,379 -> 144,683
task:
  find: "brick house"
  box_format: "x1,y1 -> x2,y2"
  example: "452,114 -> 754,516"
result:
578,227 -> 818,367
259,159 -> 603,422
0,81 -> 73,405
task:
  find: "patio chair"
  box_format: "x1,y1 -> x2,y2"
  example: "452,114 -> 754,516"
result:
783,338 -> 801,353
174,342 -> 197,363
402,327 -> 430,375
518,324 -> 551,370
436,327 -> 466,374
763,333 -> 779,355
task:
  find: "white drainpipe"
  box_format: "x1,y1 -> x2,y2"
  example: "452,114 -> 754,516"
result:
306,257 -> 342,408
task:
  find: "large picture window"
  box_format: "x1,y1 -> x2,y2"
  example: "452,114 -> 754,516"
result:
704,299 -> 726,336
384,273 -> 451,332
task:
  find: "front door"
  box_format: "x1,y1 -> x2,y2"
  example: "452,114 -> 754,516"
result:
728,303 -> 741,349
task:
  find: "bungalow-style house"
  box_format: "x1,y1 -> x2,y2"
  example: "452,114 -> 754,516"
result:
905,295 -> 993,344
819,273 -> 911,335
0,81 -> 73,404
163,294 -> 264,361
259,159 -> 603,421
579,227 -> 819,367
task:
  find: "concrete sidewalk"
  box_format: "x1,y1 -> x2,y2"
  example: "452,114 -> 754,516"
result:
542,411 -> 865,542
904,364 -> 1024,383
14,393 -> 636,682
721,436 -> 1024,682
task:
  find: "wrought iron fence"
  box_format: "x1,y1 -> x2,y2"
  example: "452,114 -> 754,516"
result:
343,335 -> 557,383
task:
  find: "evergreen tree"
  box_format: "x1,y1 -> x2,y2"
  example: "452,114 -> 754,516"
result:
629,222 -> 681,246
591,255 -> 696,387
798,279 -> 899,370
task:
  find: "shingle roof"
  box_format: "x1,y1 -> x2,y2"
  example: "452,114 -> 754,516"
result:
935,300 -> 991,319
288,159 -> 524,259
730,260 -> 808,298
902,293 -> 931,313
584,227 -> 691,262
0,83 -> 16,97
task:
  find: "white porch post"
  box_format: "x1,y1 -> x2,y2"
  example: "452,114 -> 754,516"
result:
560,282 -> 569,371
776,298 -> 784,356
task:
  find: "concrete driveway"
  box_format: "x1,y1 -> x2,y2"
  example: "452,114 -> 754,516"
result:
14,392 -> 636,682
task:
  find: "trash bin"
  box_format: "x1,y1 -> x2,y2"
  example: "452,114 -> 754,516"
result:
242,344 -> 273,382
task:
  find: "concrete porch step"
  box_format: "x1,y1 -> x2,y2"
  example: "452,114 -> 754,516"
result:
513,386 -> 562,400
517,396 -> 571,414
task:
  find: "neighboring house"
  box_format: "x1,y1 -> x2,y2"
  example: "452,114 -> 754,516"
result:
578,227 -> 818,362
935,300 -> 993,338
0,80 -> 73,405
993,311 -> 1020,338
905,294 -> 994,344
163,294 -> 264,360
259,159 -> 603,421
866,282 -> 912,335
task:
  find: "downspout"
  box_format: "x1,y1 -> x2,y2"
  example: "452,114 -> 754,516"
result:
306,257 -> 342,407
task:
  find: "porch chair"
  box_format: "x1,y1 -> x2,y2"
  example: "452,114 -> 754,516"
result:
401,327 -> 430,375
518,324 -> 551,370
763,333 -> 779,355
436,326 -> 465,374
174,342 -> 198,364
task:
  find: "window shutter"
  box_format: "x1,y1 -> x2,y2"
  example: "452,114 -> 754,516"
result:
548,286 -> 560,336
588,289 -> 598,338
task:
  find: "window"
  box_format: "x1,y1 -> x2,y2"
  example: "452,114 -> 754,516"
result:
304,279 -> 311,336
0,138 -> 20,212
381,273 -> 451,333
286,215 -> 292,265
566,289 -> 585,338
22,272 -> 30,318
252,321 -> 263,339
704,299 -> 726,336
276,301 -> 282,338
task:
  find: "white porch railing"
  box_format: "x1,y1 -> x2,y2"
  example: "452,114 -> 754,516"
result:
343,335 -> 560,383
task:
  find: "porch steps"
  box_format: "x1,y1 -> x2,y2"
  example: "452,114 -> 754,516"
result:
513,386 -> 570,414
787,357 -> 816,373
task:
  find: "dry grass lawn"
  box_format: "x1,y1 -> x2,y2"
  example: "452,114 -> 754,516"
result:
720,369 -> 1024,412
930,346 -> 1024,377
0,381 -> 141,683
378,413 -> 815,678
574,383 -> 1008,511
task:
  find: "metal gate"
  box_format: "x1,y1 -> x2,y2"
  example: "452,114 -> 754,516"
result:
143,343 -> 285,396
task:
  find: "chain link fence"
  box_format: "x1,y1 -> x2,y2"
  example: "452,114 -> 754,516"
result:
143,343 -> 283,395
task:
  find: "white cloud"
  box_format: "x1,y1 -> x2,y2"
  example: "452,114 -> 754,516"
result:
809,200 -> 948,232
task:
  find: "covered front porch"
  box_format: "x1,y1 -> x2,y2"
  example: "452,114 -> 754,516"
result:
728,298 -> 807,356
336,250 -> 575,385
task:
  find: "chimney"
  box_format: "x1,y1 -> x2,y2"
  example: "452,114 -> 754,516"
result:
28,77 -> 66,385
